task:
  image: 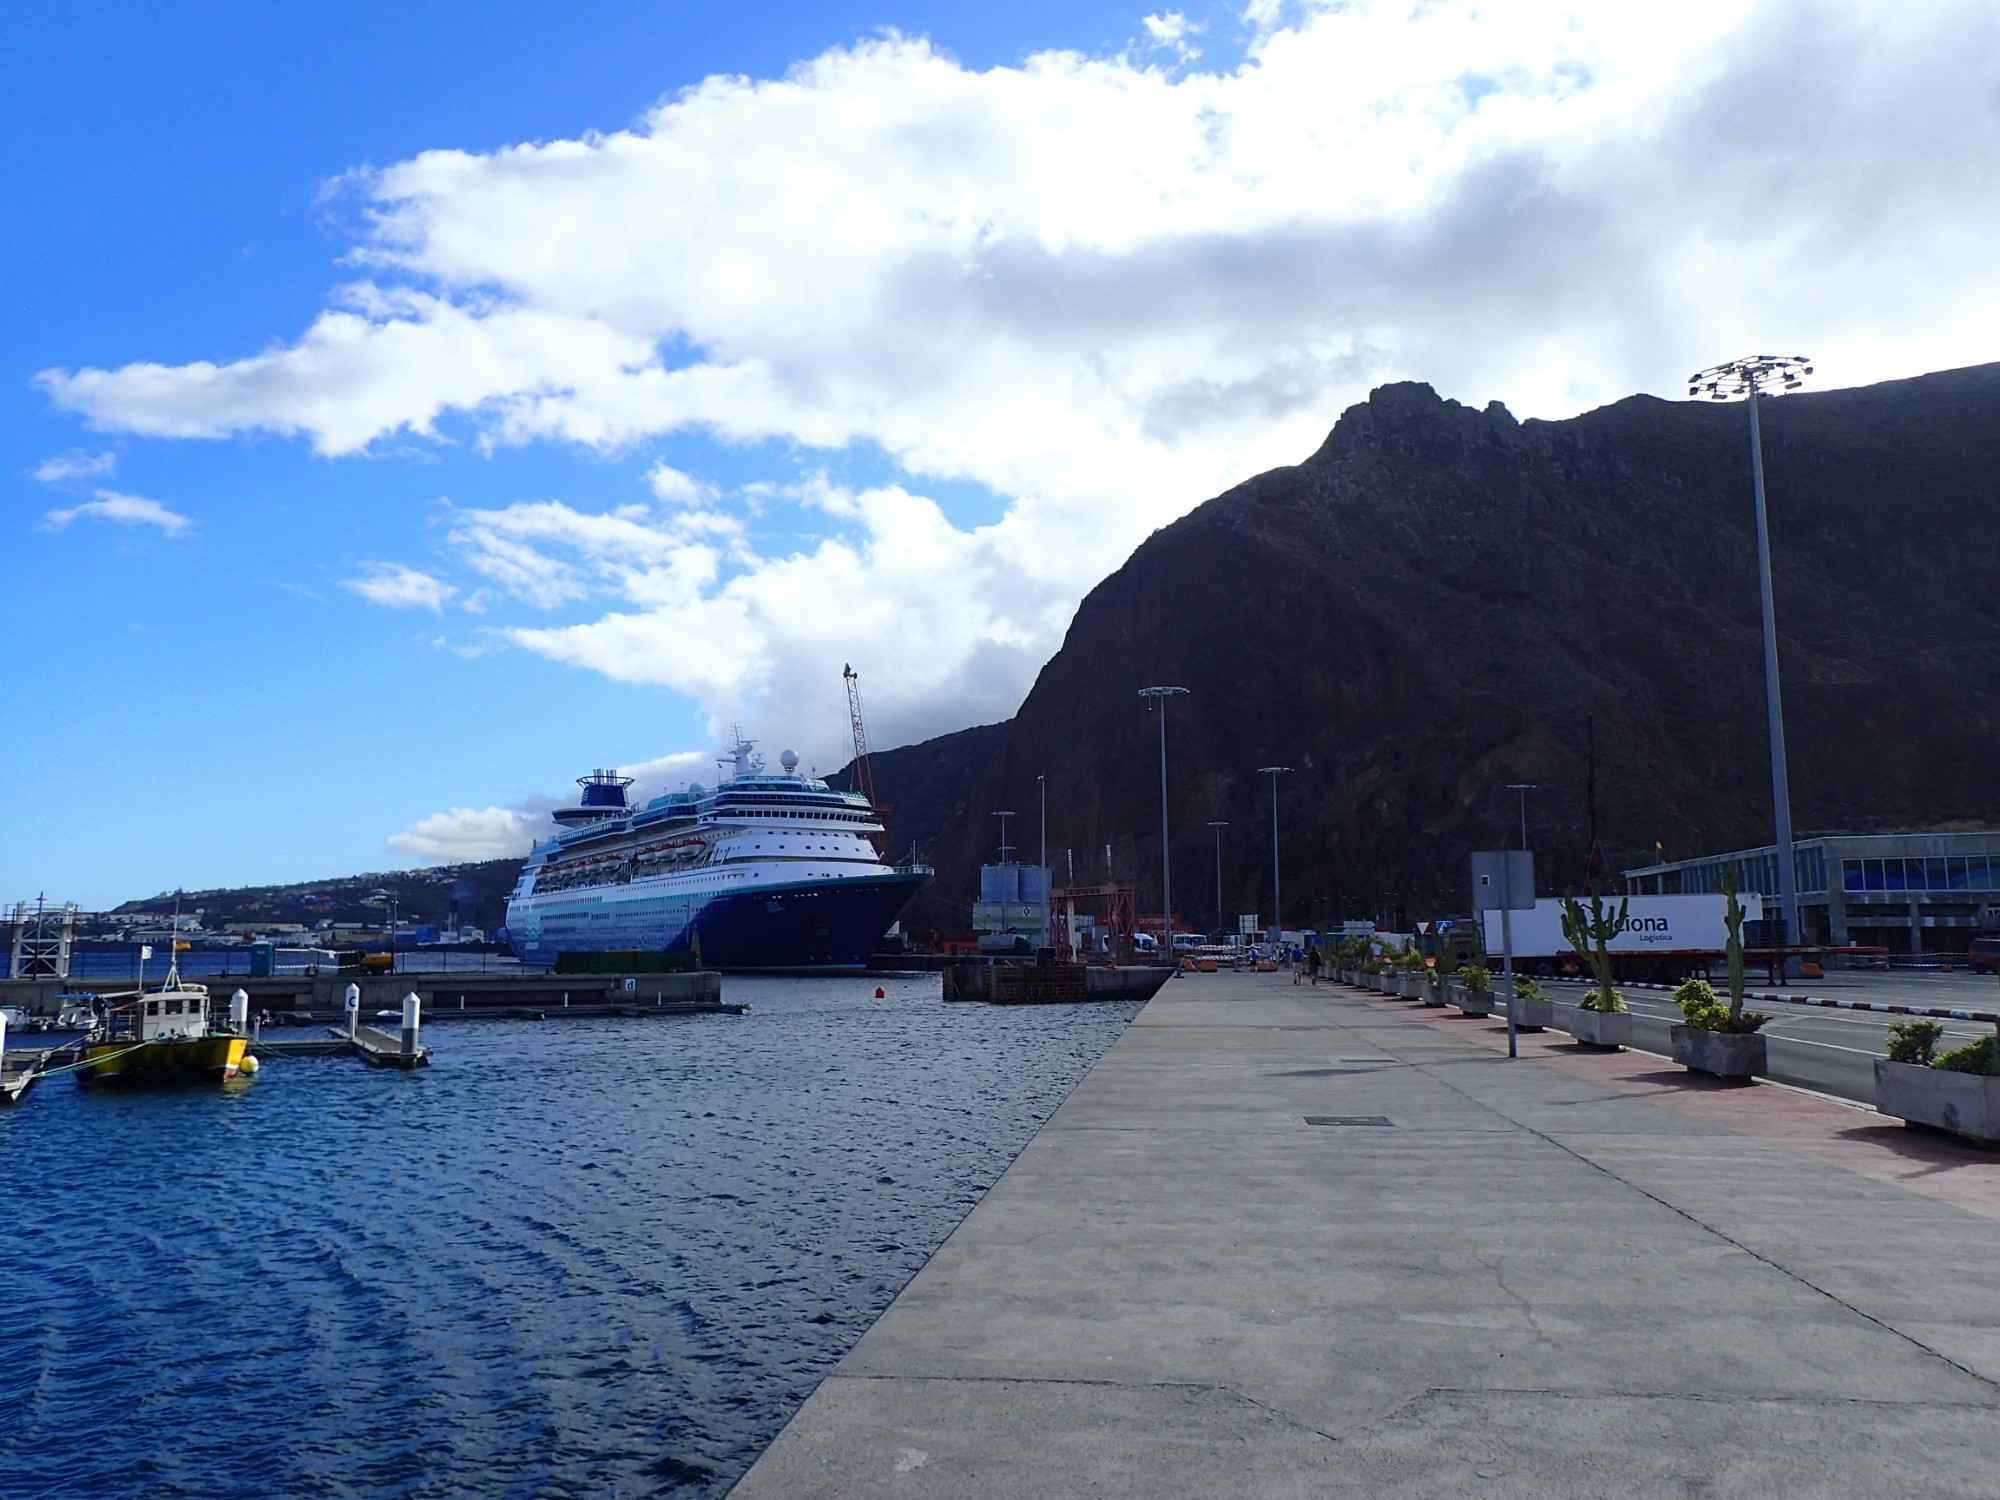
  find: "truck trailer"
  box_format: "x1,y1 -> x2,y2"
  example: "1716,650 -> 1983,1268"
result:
1479,893 -> 1765,983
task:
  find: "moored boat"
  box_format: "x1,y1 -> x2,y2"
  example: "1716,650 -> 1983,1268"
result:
75,960 -> 248,1085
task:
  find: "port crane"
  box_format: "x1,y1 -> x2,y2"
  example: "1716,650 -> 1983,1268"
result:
843,664 -> 891,853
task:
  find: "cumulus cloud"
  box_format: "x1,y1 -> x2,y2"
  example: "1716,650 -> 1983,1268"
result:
390,749 -> 717,863
645,462 -> 712,505
1141,12 -> 1202,62
387,805 -> 539,860
32,450 -> 115,483
40,490 -> 191,536
32,1 -> 2000,761
345,562 -> 457,611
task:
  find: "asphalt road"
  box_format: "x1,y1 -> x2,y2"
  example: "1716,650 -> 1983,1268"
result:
1540,970 -> 2000,1104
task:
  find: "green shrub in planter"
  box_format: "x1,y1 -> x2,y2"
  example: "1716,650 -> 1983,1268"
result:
1457,963 -> 1491,993
1886,1019 -> 1945,1065
1935,1034 -> 2000,1076
1513,976 -> 1547,1003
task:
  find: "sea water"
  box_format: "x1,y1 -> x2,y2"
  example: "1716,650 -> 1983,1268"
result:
0,975 -> 1138,1499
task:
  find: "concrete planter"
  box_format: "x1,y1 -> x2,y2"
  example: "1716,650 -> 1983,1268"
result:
1421,982 -> 1448,1008
1506,996 -> 1554,1031
1396,973 -> 1421,999
1455,985 -> 1495,1017
1874,1059 -> 2000,1146
1671,1024 -> 1766,1080
1567,1008 -> 1632,1049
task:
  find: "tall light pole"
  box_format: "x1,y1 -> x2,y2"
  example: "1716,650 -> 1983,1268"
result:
1690,354 -> 1811,970
1258,765 -> 1290,933
1506,782 -> 1536,852
1139,686 -> 1188,950
1206,820 -> 1228,934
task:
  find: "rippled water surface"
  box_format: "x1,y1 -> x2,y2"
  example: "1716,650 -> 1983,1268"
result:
1,976 -> 1138,1499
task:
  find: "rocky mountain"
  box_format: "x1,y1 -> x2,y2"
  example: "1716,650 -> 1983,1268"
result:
866,363 -> 2000,928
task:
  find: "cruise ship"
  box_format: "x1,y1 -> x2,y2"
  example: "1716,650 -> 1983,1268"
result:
502,735 -> 928,971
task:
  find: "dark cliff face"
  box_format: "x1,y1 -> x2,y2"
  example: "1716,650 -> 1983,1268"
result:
894,362 -> 2000,926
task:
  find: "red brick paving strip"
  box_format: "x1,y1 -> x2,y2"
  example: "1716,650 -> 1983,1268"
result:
1332,980 -> 2000,1223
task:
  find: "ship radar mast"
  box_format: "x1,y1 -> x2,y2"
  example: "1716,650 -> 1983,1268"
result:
720,726 -> 762,782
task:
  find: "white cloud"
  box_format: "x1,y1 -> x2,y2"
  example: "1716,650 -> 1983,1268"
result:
1141,12 -> 1202,62
345,562 -> 457,611
387,805 -> 539,860
40,490 -> 191,536
645,462 -> 711,505
390,749 -> 716,863
33,2 -> 2000,756
32,450 -> 115,483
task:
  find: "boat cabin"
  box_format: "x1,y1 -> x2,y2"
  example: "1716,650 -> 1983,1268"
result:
131,988 -> 210,1041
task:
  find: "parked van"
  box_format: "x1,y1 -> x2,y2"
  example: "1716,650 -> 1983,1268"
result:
1969,936 -> 2000,974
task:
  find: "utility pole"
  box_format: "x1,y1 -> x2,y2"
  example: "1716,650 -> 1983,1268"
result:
1258,766 -> 1290,935
1506,783 -> 1536,852
1139,687 -> 1189,952
1207,820 -> 1228,933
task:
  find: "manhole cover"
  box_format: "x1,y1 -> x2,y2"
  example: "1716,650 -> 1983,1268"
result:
1305,1115 -> 1394,1127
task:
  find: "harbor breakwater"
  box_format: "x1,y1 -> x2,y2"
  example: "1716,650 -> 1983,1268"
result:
0,974 -> 1141,1499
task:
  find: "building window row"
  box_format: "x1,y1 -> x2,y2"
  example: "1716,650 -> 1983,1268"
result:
1842,856 -> 1997,894
1677,847 -> 1828,898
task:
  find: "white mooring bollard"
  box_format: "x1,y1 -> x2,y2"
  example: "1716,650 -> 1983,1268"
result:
401,991 -> 421,1057
344,982 -> 361,1040
230,989 -> 250,1034
1,1006 -> 9,1067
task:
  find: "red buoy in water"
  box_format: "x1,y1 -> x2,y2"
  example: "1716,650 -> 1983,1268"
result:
875,986 -> 886,998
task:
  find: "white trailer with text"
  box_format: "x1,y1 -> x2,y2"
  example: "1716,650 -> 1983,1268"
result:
1479,892 -> 1765,983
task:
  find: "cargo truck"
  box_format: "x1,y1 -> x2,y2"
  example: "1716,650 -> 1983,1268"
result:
1479,892 -> 1765,983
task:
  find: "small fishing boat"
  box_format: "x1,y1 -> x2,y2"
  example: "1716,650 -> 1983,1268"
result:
75,958 -> 249,1085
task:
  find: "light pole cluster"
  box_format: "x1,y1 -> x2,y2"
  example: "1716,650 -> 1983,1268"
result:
1136,684 -> 1302,952
1690,354 -> 1812,965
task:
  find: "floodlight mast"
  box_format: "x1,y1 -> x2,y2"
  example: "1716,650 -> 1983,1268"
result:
1139,687 -> 1189,953
1688,355 -> 1812,974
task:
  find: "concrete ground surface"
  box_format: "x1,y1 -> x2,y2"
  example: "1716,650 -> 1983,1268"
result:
729,971 -> 2000,1499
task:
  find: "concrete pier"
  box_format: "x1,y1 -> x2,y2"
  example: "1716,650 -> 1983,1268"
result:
731,971 -> 2000,1497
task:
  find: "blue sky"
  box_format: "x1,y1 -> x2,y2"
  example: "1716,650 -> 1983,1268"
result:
6,1 -> 1998,908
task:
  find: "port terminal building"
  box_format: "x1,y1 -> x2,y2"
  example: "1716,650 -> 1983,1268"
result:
1622,831 -> 2000,955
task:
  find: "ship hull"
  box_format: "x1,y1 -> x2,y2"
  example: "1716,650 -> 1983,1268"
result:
506,871 -> 924,972
77,1035 -> 248,1085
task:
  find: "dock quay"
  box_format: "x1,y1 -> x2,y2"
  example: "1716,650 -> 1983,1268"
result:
730,968 -> 2000,1498
0,966 -> 723,1023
